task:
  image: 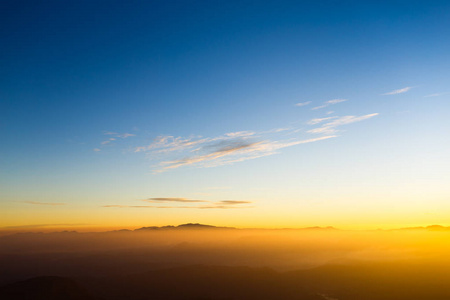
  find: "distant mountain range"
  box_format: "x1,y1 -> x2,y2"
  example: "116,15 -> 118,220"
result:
130,223 -> 340,232
395,225 -> 450,231
90,223 -> 450,233
3,223 -> 450,235
135,223 -> 235,231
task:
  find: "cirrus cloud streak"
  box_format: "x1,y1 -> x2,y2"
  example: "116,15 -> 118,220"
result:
307,113 -> 379,134
382,87 -> 412,95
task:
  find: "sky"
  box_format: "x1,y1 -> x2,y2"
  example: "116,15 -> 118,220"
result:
1,0 -> 450,230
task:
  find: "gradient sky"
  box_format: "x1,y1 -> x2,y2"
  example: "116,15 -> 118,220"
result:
1,0 -> 450,230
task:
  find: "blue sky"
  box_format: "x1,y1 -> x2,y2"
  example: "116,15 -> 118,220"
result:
1,0 -> 450,229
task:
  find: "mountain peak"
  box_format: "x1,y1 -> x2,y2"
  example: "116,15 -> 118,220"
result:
135,223 -> 234,231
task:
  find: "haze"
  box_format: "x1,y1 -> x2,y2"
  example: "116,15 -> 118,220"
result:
3,225 -> 450,299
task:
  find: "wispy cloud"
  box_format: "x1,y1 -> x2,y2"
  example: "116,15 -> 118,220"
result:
95,131 -> 136,151
103,204 -> 251,209
307,113 -> 379,134
263,127 -> 292,133
117,133 -> 135,138
326,99 -> 347,105
135,131 -> 257,154
120,103 -> 377,173
312,99 -> 347,110
135,135 -> 210,153
382,87 -> 412,95
217,200 -> 253,205
424,92 -> 446,98
103,131 -> 135,139
224,131 -> 255,137
153,136 -> 335,172
105,197 -> 253,209
144,197 -> 208,203
20,201 -> 66,206
295,101 -> 311,107
156,141 -> 263,171
307,117 -> 338,125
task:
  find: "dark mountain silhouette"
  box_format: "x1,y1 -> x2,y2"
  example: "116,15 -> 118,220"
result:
3,263 -> 450,300
135,223 -> 235,231
0,276 -> 100,300
177,223 -> 222,229
80,265 -> 323,300
397,224 -> 450,231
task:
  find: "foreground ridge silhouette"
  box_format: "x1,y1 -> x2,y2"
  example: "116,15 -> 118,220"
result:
0,276 -> 100,300
2,263 -> 450,300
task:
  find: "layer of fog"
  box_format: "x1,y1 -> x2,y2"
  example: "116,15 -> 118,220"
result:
2,227 -> 450,281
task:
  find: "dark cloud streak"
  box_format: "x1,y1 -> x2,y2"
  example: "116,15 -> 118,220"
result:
145,198 -> 209,203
